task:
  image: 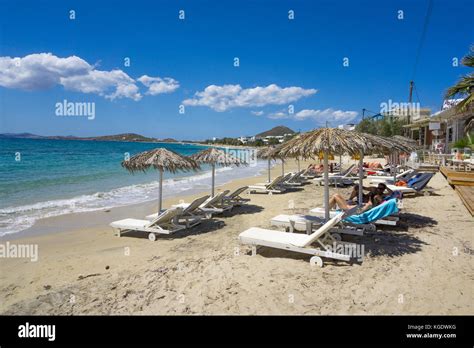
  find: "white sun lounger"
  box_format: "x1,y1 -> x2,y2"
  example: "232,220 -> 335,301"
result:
328,163 -> 355,177
282,170 -> 310,186
223,186 -> 250,206
368,169 -> 414,183
239,212 -> 360,267
171,190 -> 232,216
248,175 -> 287,194
111,207 -> 186,241
313,168 -> 359,186
146,194 -> 210,227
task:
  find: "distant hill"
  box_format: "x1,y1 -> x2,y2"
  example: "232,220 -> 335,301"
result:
255,126 -> 295,138
0,133 -> 170,143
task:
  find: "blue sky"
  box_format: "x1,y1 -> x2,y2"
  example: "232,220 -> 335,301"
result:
0,0 -> 472,140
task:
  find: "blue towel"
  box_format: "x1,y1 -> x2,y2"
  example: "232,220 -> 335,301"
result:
343,199 -> 399,224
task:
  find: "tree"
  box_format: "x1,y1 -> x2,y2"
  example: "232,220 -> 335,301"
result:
355,118 -> 377,134
445,46 -> 474,113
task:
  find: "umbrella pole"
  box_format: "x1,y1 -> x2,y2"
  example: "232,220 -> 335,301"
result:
324,151 -> 329,221
297,158 -> 300,172
211,164 -> 215,197
358,151 -> 364,207
393,152 -> 397,183
158,168 -> 163,213
267,159 -> 271,183
339,155 -> 342,173
281,159 -> 285,176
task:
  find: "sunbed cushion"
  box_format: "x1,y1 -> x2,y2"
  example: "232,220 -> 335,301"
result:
239,227 -> 311,247
110,218 -> 150,229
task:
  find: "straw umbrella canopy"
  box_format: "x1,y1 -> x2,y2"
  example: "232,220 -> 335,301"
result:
276,128 -> 370,220
122,148 -> 200,213
392,135 -> 418,148
257,145 -> 286,182
190,147 -> 245,196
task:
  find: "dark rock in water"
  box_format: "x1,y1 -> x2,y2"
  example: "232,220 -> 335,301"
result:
105,265 -> 110,270
43,285 -> 51,290
104,209 -> 111,213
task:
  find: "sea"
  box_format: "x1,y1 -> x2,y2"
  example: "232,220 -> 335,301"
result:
0,138 -> 267,236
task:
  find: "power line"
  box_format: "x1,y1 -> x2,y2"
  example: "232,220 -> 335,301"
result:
411,0 -> 434,81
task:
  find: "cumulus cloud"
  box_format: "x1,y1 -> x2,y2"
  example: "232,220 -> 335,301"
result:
267,108 -> 358,124
138,75 -> 180,95
0,53 -> 91,90
0,53 -> 179,101
182,84 -> 317,112
61,69 -> 142,101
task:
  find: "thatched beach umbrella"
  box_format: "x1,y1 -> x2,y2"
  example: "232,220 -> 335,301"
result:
277,128 -> 370,220
122,148 -> 200,213
257,146 -> 286,182
191,147 -> 245,197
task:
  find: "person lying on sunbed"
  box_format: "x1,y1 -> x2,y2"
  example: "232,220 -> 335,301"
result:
329,191 -> 383,214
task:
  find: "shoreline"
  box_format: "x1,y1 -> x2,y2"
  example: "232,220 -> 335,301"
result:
0,159 -> 269,240
1,157 -> 472,315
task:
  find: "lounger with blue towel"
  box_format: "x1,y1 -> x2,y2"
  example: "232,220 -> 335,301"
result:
343,199 -> 399,225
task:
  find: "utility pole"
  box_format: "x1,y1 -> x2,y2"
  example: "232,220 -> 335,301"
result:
362,108 -> 366,120
408,80 -> 414,125
406,80 -> 414,137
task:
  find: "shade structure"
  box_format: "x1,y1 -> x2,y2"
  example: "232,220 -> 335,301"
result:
257,146 -> 284,182
122,148 -> 200,213
275,128 -> 370,220
190,147 -> 246,196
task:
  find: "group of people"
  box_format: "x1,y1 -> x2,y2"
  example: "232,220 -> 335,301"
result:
328,182 -> 398,214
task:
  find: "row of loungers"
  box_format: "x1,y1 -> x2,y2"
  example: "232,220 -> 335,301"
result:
248,170 -> 311,194
239,198 -> 401,267
110,186 -> 249,241
368,169 -> 436,196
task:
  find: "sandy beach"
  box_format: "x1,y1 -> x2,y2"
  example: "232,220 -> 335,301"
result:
0,157 -> 473,315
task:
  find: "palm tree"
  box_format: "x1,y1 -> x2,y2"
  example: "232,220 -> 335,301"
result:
445,46 -> 474,113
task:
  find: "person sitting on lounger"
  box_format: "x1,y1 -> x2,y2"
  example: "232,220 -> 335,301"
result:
348,184 -> 371,204
329,191 -> 382,213
375,183 -> 393,199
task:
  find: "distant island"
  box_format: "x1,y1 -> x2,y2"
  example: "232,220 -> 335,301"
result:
0,133 -> 179,143
0,125 -> 297,147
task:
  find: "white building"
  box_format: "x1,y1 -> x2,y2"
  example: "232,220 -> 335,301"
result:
337,124 -> 356,131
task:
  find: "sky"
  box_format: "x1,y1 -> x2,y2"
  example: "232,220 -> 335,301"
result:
0,0 -> 472,140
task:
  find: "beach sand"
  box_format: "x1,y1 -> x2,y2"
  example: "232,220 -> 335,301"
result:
0,158 -> 472,315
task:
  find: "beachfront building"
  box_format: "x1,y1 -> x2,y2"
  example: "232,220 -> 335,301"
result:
238,136 -> 255,144
258,134 -> 293,144
404,100 -> 473,153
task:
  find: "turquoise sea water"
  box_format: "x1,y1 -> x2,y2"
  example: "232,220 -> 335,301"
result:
0,138 -> 264,235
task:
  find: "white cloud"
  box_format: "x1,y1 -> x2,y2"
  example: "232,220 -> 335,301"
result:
267,108 -> 358,124
61,69 -> 142,101
0,53 -> 91,90
251,110 -> 264,116
183,84 -> 317,112
138,75 -> 180,95
0,53 -> 179,101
